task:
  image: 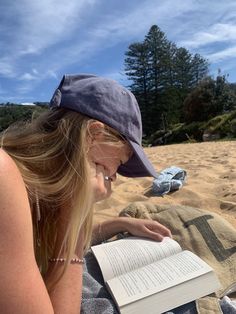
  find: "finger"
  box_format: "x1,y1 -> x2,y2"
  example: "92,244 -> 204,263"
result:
149,221 -> 172,238
95,164 -> 111,183
95,163 -> 106,177
95,164 -> 107,185
143,229 -> 164,242
90,163 -> 112,202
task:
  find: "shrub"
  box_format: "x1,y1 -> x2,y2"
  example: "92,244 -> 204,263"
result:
202,111 -> 236,137
230,119 -> 236,136
166,122 -> 204,144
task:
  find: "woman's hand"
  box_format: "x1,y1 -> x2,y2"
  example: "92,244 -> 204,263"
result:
120,217 -> 172,241
92,217 -> 172,245
89,162 -> 112,202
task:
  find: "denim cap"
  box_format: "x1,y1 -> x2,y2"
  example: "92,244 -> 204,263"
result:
49,74 -> 158,178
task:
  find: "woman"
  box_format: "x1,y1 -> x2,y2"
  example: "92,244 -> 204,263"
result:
0,74 -> 171,313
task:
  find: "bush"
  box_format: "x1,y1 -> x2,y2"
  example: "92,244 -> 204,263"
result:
0,105 -> 48,132
166,122 -> 204,144
230,119 -> 236,136
202,111 -> 236,137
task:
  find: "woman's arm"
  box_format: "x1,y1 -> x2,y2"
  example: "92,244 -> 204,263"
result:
0,150 -> 54,313
45,258 -> 83,314
92,216 -> 172,245
45,218 -> 84,314
0,150 -> 83,314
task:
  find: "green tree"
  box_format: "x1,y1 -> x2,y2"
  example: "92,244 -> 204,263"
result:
172,49 -> 209,122
0,104 -> 47,131
191,53 -> 209,86
174,47 -> 193,91
124,24 -> 209,135
124,42 -> 150,125
143,25 -> 172,133
144,25 -> 170,93
183,77 -> 216,123
183,73 -> 236,123
214,72 -> 236,112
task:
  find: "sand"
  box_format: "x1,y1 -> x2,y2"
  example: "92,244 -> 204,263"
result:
94,141 -> 236,229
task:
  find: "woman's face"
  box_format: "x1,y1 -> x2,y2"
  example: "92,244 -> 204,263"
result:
87,125 -> 132,202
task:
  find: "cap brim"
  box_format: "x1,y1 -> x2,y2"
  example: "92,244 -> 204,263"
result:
117,141 -> 158,178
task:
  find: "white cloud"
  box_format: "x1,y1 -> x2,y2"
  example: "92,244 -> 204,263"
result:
20,73 -> 38,81
207,45 -> 236,62
0,0 -> 94,59
32,69 -> 38,75
35,0 -> 197,75
180,23 -> 236,48
0,59 -> 15,78
1,0 -> 236,101
46,70 -> 58,80
88,0 -> 196,43
19,1 -> 87,54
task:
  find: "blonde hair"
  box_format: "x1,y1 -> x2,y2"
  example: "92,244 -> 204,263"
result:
0,108 -> 126,290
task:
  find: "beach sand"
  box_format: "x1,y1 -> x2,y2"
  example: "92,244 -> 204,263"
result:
94,141 -> 236,229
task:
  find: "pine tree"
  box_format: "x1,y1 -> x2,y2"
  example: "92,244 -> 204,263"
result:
124,24 -> 209,135
144,25 -> 170,93
191,53 -> 209,86
124,42 -> 150,131
143,25 -> 172,133
214,72 -> 236,112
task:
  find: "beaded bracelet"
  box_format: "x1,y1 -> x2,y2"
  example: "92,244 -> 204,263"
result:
49,257 -> 84,264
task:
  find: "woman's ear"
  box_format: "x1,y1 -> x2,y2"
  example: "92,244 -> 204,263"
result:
87,121 -> 105,144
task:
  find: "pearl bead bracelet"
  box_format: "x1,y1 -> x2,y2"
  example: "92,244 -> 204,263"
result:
49,257 -> 84,264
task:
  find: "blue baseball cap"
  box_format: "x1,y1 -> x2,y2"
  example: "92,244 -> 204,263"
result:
49,74 -> 158,178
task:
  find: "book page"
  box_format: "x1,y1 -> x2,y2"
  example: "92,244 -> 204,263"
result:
91,237 -> 181,282
107,250 -> 215,307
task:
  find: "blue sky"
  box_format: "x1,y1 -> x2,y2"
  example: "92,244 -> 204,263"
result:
1,0 -> 236,103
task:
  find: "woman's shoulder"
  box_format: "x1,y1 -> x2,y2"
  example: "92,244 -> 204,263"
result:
0,153 -> 51,313
0,148 -> 23,181
0,148 -> 33,247
0,148 -> 30,216
0,147 -> 18,168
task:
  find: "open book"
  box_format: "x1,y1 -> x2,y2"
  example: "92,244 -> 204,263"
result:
91,237 -> 221,314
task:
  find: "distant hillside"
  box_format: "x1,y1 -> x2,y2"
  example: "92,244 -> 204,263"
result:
0,103 -> 48,132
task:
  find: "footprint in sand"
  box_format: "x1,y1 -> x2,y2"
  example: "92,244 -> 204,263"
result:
220,200 -> 236,217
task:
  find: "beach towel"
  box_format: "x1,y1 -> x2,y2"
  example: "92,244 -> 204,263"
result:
81,202 -> 236,313
81,251 -> 118,314
152,166 -> 187,196
119,202 -> 236,314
